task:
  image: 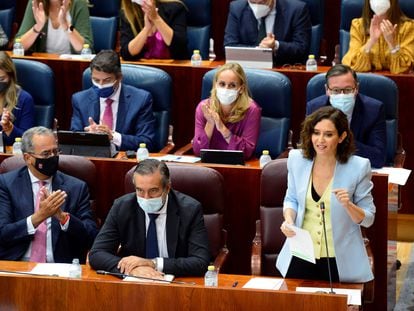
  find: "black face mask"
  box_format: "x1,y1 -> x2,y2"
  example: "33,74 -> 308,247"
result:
0,81 -> 8,93
34,156 -> 59,177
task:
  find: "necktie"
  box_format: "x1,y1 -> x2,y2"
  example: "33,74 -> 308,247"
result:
102,98 -> 114,130
30,181 -> 47,263
257,17 -> 266,45
146,213 -> 159,258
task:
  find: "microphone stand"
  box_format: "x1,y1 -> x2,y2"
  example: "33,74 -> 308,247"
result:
96,270 -> 196,285
320,202 -> 335,294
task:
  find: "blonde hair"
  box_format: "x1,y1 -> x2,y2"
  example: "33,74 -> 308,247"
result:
121,0 -> 185,36
0,51 -> 20,119
209,62 -> 251,123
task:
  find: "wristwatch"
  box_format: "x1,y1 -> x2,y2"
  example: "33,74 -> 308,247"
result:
151,258 -> 158,270
67,25 -> 75,33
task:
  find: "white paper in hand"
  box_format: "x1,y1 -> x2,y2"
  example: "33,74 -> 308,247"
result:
286,224 -> 316,264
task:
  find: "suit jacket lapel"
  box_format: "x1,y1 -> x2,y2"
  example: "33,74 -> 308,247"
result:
88,89 -> 100,123
350,95 -> 364,138
136,202 -> 147,256
116,85 -> 129,132
273,1 -> 285,39
50,172 -> 66,249
19,169 -> 36,217
165,193 -> 179,258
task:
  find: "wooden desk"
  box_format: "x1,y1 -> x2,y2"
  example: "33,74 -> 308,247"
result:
0,261 -> 362,311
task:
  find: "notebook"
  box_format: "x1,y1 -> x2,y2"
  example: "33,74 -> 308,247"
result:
200,149 -> 245,165
57,131 -> 112,158
225,46 -> 273,69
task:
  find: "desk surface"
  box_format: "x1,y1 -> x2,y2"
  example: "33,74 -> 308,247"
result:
0,260 -> 360,311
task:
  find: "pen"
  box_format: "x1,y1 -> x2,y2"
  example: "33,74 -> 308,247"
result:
232,281 -> 238,287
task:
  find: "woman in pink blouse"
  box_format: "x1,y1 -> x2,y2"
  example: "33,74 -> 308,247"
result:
192,63 -> 261,160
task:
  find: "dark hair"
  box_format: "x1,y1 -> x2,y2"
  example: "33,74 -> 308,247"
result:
21,126 -> 55,153
325,64 -> 358,86
133,159 -> 170,189
90,50 -> 122,75
300,106 -> 355,163
361,0 -> 409,35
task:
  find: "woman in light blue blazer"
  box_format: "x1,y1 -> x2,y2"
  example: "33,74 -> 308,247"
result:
276,106 -> 375,283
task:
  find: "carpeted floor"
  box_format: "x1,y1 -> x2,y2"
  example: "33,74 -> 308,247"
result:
394,242 -> 414,310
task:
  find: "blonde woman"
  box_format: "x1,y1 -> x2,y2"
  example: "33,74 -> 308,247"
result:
0,52 -> 35,146
192,63 -> 261,160
120,0 -> 188,60
16,0 -> 93,54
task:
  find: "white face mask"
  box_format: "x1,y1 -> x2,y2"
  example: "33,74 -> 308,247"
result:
216,87 -> 239,105
137,195 -> 164,213
330,93 -> 356,120
132,0 -> 144,5
248,2 -> 271,19
369,0 -> 390,16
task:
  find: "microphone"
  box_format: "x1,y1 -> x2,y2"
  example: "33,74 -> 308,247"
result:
96,270 -> 196,285
319,202 -> 335,294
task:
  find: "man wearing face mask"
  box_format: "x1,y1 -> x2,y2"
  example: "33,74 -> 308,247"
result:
306,64 -> 386,168
0,126 -> 98,263
89,159 -> 210,278
224,0 -> 312,65
71,49 -> 156,151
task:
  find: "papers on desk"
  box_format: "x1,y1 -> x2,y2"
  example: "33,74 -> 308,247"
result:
151,154 -> 201,163
123,274 -> 175,283
372,167 -> 411,186
30,263 -> 73,277
59,54 -> 95,61
242,277 -> 284,290
296,287 -> 361,305
286,224 -> 315,264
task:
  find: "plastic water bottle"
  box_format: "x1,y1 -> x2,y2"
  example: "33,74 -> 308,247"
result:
0,131 -> 4,153
12,137 -> 22,155
80,44 -> 92,59
204,265 -> 218,287
259,150 -> 272,168
190,49 -> 202,67
69,258 -> 82,278
12,38 -> 24,56
306,54 -> 317,71
136,143 -> 149,162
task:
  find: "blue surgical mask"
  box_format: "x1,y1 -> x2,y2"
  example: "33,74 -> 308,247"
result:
216,87 -> 239,105
92,80 -> 116,98
137,195 -> 164,214
330,93 -> 356,121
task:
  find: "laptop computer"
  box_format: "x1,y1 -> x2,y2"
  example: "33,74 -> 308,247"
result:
57,131 -> 112,158
225,46 -> 273,69
200,149 -> 245,165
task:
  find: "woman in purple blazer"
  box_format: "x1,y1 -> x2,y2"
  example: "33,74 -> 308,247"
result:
192,62 -> 261,160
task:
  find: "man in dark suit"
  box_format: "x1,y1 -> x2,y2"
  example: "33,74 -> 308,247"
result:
224,0 -> 311,65
71,50 -> 155,151
0,127 -> 98,263
307,64 -> 386,168
89,159 -> 210,278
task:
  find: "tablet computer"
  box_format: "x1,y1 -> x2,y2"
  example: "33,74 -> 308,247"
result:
200,149 -> 245,165
225,46 -> 273,69
57,131 -> 112,158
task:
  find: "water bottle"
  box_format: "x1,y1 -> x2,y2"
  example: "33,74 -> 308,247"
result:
305,54 -> 317,71
204,265 -> 218,287
190,49 -> 202,67
259,150 -> 272,168
68,258 -> 82,279
136,143 -> 149,162
0,131 -> 4,153
12,137 -> 22,155
12,38 -> 24,57
80,44 -> 92,59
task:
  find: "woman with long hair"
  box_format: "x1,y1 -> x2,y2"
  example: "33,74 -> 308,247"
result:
192,62 -> 261,160
0,52 -> 35,147
120,0 -> 188,60
342,0 -> 414,74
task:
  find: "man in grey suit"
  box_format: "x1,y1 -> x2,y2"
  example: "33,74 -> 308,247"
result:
89,159 -> 210,278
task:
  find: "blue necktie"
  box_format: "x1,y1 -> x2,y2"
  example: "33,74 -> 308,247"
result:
146,213 -> 159,258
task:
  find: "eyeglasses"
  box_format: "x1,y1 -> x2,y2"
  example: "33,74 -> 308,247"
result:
281,63 -> 305,70
28,148 -> 61,159
216,81 -> 240,89
326,86 -> 357,95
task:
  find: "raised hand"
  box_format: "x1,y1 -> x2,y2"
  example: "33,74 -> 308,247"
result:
380,19 -> 397,48
32,0 -> 46,30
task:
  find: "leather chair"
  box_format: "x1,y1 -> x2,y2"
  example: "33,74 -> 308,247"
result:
124,163 -> 229,271
251,158 -> 375,303
306,72 -> 404,167
90,16 -> 117,53
0,154 -> 99,225
183,0 -> 211,60
301,0 -> 324,57
88,0 -> 120,17
13,59 -> 55,128
82,64 -> 174,153
195,68 -> 292,159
